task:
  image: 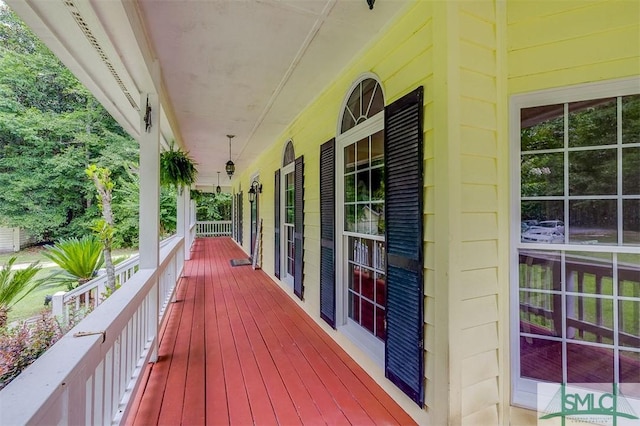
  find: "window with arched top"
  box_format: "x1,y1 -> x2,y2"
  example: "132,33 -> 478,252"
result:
340,78 -> 384,134
282,140 -> 295,166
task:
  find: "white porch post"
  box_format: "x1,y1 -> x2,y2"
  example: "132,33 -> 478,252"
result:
139,91 -> 160,362
177,186 -> 192,260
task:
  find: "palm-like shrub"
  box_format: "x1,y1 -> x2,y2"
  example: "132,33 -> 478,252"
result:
0,258 -> 45,328
44,235 -> 104,290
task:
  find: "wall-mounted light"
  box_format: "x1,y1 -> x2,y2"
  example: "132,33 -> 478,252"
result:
248,180 -> 262,204
366,0 -> 375,10
216,171 -> 221,194
225,134 -> 235,179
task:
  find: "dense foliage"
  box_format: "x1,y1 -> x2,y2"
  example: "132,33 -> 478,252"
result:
0,5 -> 138,242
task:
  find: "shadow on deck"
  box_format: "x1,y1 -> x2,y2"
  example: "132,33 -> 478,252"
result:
125,237 -> 415,425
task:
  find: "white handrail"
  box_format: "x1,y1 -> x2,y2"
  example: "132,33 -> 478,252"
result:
0,235 -> 185,425
196,220 -> 232,237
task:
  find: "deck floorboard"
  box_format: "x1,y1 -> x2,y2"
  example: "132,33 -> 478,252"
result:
126,237 -> 416,426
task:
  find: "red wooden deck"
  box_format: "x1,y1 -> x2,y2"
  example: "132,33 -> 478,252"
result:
126,237 -> 416,426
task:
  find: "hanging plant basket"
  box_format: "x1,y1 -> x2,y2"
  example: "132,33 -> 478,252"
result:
160,142 -> 198,190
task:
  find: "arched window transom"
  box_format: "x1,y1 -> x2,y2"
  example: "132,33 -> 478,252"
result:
340,78 -> 383,134
282,140 -> 295,167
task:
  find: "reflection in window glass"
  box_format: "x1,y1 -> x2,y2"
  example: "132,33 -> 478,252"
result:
566,296 -> 613,344
566,252 -> 613,295
519,291 -> 559,336
521,152 -> 564,197
347,237 -> 386,342
521,104 -> 564,151
520,337 -> 563,382
622,94 -> 640,144
568,200 -> 617,244
620,351 -> 640,384
622,147 -> 640,195
567,343 -> 614,383
569,98 -> 617,147
340,79 -> 383,134
521,201 -> 564,243
623,200 -> 640,245
569,149 -> 617,195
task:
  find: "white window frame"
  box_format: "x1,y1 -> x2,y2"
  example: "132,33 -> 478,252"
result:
281,162 -> 295,287
510,77 -> 640,409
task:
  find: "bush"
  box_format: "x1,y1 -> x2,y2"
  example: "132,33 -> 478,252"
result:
0,311 -> 62,390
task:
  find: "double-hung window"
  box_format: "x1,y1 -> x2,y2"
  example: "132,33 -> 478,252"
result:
511,79 -> 640,408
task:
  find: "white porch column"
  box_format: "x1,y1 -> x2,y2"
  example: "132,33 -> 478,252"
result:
177,186 -> 192,260
139,91 -> 160,362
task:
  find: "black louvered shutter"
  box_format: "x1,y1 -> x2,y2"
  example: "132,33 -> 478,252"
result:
384,86 -> 424,406
293,156 -> 304,299
274,170 -> 281,279
238,192 -> 243,245
319,139 -> 336,328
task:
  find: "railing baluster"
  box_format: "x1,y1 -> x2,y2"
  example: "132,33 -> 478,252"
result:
595,275 -> 603,343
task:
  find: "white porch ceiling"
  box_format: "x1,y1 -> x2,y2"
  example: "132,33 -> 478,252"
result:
6,0 -> 408,190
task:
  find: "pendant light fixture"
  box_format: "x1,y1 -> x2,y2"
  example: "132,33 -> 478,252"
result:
216,171 -> 221,194
225,134 -> 235,179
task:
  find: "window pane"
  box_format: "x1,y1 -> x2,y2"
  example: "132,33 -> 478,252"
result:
619,300 -> 639,349
520,291 -> 561,337
375,273 -> 386,305
349,293 -> 360,322
521,104 -> 564,151
567,343 -> 613,383
344,174 -> 355,202
569,98 -> 617,147
361,268 -> 374,301
566,296 -> 613,344
622,94 -> 640,144
521,201 -> 564,243
565,252 -> 613,296
620,351 -> 640,384
345,205 -> 356,232
371,167 -> 384,201
361,299 -> 375,333
519,250 -> 562,291
622,147 -> 640,195
357,138 -> 370,170
520,337 -> 563,382
371,130 -> 384,167
375,307 -> 386,340
569,149 -> 617,195
371,203 -> 385,236
349,237 -> 373,266
356,204 -> 370,234
356,170 -> 369,201
344,144 -> 356,173
568,200 -> 617,244
521,152 -> 564,197
619,254 -> 640,297
623,200 -> 640,245
348,262 -> 358,291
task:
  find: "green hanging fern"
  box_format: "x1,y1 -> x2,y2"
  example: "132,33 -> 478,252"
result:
160,142 -> 198,189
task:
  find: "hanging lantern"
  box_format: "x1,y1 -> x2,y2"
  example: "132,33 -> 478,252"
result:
216,171 -> 221,194
225,134 -> 235,179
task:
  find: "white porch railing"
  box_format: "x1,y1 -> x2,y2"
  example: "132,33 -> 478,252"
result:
196,220 -> 232,237
51,238 -> 174,322
0,235 -> 185,425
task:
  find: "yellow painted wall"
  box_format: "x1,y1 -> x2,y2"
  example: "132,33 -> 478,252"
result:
508,0 -> 640,94
231,0 -> 639,424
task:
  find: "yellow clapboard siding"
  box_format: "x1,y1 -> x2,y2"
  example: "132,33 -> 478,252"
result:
460,10 -> 496,50
460,0 -> 496,23
460,69 -> 497,104
460,41 -> 496,77
462,403 -> 500,426
424,213 -> 435,242
461,349 -> 500,387
509,57 -> 640,94
461,184 -> 498,213
460,295 -> 499,329
461,155 -> 497,185
425,295 -> 436,325
425,323 -> 436,353
375,23 -> 433,82
461,240 -> 498,271
460,97 -> 497,131
460,322 -> 499,359
425,268 -> 436,297
460,125 -> 497,157
509,25 -> 639,78
462,377 -> 500,418
425,187 -> 435,214
460,268 -> 498,300
508,1 -> 639,50
507,0 -> 603,24
425,241 -> 436,270
461,212 -> 498,241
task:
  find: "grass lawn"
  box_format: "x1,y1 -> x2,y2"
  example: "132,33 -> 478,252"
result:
2,246 -> 139,325
6,267 -> 67,324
